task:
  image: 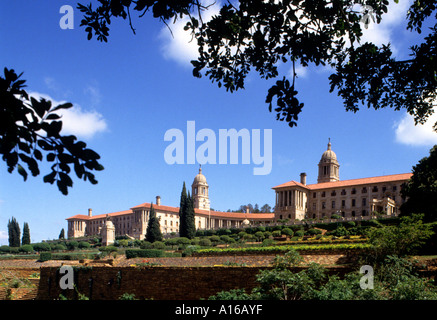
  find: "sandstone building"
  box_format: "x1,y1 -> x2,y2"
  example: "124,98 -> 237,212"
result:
272,140 -> 412,221
67,167 -> 273,239
66,141 -> 412,239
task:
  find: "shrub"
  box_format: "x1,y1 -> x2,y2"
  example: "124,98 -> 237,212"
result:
53,244 -> 67,251
295,230 -> 305,237
254,231 -> 265,241
125,249 -> 164,259
262,239 -> 275,246
199,238 -> 212,247
238,231 -> 247,239
117,239 -> 129,247
39,252 -> 52,262
32,242 -> 51,252
140,241 -> 153,249
182,245 -> 200,257
220,235 -> 233,243
119,293 -> 138,300
209,235 -> 221,244
331,225 -> 349,237
176,237 -> 191,246
78,241 -> 91,249
263,231 -> 273,239
0,245 -> 11,254
152,241 -> 166,250
66,241 -> 79,250
307,229 -> 322,235
99,246 -> 118,253
9,247 -> 19,254
272,230 -> 282,237
282,228 -> 294,236
19,244 -> 33,253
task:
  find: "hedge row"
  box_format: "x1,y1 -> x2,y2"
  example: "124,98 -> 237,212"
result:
39,252 -> 99,262
125,249 -> 164,259
193,243 -> 371,256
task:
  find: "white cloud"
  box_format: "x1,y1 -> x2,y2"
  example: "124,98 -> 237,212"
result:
159,1 -> 221,67
359,0 -> 412,53
28,92 -> 108,139
394,109 -> 437,146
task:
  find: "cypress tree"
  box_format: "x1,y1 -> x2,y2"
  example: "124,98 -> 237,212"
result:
178,182 -> 188,237
185,191 -> 196,239
145,204 -> 162,243
59,228 -> 65,239
7,217 -> 20,247
22,222 -> 30,245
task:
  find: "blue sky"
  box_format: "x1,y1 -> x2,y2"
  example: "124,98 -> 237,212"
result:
1,0 -> 436,244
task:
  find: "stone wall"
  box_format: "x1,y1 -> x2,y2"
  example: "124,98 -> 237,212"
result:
37,265 -> 350,300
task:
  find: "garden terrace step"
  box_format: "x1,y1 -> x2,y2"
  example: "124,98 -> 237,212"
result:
0,287 -> 7,300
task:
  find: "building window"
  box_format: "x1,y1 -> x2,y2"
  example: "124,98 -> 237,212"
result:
362,187 -> 367,193
362,198 -> 367,206
372,186 -> 378,192
331,201 -> 335,209
341,200 -> 345,208
321,191 -> 326,198
393,186 -> 397,191
341,189 -> 346,195
351,188 -> 356,195
322,202 -> 326,209
352,199 -> 356,207
331,190 -> 336,196
313,192 -> 316,198
352,211 -> 356,217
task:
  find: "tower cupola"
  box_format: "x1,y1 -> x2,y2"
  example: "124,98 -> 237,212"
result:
317,139 -> 340,183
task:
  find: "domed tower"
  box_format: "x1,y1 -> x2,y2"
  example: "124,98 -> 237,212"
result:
192,166 -> 210,210
317,139 -> 340,183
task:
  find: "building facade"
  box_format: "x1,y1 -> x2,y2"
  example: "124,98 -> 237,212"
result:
67,167 -> 274,239
67,141 -> 413,240
272,141 -> 412,221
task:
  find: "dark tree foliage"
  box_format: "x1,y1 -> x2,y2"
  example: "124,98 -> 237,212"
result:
78,0 -> 437,129
22,222 -> 31,245
0,68 -> 104,195
145,204 -> 163,242
178,181 -> 188,237
59,228 -> 65,239
7,217 -> 20,248
400,145 -> 437,222
178,182 -> 196,239
185,191 -> 196,239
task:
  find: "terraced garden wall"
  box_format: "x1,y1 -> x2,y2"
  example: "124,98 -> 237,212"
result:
37,265 -> 351,300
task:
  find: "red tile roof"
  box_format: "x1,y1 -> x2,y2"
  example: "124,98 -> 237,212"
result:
272,173 -> 412,190
66,205 -> 274,221
66,210 -> 133,221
